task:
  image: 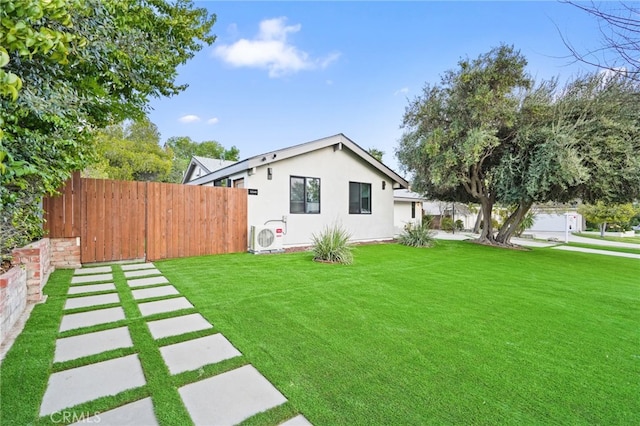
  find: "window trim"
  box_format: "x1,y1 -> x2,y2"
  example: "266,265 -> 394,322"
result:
349,181 -> 372,215
290,175 -> 321,214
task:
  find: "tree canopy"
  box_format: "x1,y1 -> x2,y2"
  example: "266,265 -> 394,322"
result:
0,0 -> 216,258
397,45 -> 640,246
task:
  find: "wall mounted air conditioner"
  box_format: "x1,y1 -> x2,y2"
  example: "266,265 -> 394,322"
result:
249,226 -> 284,253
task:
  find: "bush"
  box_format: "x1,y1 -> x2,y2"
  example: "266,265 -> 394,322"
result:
398,222 -> 436,248
311,223 -> 353,264
441,217 -> 454,231
454,219 -> 464,231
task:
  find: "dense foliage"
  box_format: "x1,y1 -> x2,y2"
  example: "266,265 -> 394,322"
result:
0,0 -> 216,259
578,202 -> 639,236
311,223 -> 354,265
397,222 -> 436,247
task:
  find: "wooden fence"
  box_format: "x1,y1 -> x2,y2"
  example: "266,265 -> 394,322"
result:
44,172 -> 248,263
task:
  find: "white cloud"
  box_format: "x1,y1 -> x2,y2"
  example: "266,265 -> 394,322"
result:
394,87 -> 409,96
179,114 -> 201,123
214,17 -> 340,78
207,117 -> 219,125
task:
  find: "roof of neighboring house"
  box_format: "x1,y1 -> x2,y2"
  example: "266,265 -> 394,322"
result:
393,189 -> 428,202
185,133 -> 409,189
182,156 -> 237,183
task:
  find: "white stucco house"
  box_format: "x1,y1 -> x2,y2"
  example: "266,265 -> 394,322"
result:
185,134 -> 409,248
393,189 -> 427,235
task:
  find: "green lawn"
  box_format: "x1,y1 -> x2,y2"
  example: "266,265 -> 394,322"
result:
154,241 -> 639,425
566,242 -> 640,255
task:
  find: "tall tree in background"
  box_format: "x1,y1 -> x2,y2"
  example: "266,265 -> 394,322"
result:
367,148 -> 384,162
561,1 -> 639,81
0,0 -> 216,258
88,117 -> 173,182
578,202 -> 638,236
164,136 -> 239,183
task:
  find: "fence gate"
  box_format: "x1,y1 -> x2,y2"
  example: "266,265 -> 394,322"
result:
44,173 -> 248,264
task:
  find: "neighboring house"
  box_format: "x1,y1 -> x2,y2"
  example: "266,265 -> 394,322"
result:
185,134 -> 409,248
393,189 -> 427,235
422,201 -> 476,230
182,156 -> 236,183
527,212 -> 584,233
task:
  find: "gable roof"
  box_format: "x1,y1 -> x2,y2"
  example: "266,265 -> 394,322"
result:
186,133 -> 409,188
182,156 -> 237,184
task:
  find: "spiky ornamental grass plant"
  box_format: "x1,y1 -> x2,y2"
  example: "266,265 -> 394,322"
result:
311,223 -> 354,264
397,222 -> 437,248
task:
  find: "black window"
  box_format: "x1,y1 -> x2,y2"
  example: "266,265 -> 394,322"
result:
349,182 -> 371,214
411,202 -> 416,219
290,176 -> 320,214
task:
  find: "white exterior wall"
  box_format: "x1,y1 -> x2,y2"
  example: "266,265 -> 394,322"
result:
244,146 -> 395,247
394,201 -> 422,235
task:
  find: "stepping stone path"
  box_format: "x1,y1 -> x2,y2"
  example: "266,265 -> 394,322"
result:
39,262 -> 311,425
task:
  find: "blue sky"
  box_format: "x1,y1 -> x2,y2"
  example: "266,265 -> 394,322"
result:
148,1 -> 609,174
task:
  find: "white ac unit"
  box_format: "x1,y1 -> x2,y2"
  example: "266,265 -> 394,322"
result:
249,226 -> 284,253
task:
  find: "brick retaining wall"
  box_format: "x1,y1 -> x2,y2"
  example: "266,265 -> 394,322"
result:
0,266 -> 27,344
50,237 -> 81,269
11,238 -> 53,302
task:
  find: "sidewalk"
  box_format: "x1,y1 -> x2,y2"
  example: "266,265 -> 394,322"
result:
38,263 -> 311,425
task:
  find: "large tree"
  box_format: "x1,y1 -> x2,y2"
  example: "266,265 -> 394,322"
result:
0,0 -> 215,258
397,45 -> 532,243
88,117 -> 173,182
398,46 -> 640,246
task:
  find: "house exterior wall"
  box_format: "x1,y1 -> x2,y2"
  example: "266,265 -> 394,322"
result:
527,213 -> 584,232
394,201 -> 422,236
243,146 -> 395,247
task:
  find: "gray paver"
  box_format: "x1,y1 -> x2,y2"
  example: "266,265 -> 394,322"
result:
74,266 -> 113,275
68,283 -> 116,295
64,293 -> 120,310
54,327 -> 133,363
159,333 -> 241,375
71,273 -> 114,284
280,415 -> 313,426
127,276 -> 169,288
147,313 -> 212,340
124,268 -> 162,278
121,263 -> 156,271
60,307 -> 125,332
179,364 -> 287,425
138,297 -> 193,317
40,354 -> 146,416
132,285 -> 179,301
70,398 -> 157,426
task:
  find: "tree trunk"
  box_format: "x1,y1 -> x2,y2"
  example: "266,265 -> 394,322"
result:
495,201 -> 533,245
599,223 -> 606,237
473,209 -> 483,234
477,197 -> 495,243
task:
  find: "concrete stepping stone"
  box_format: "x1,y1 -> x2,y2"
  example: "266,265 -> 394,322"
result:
121,263 -> 156,271
138,297 -> 194,317
280,415 -> 313,426
159,333 -> 241,375
64,293 -> 120,310
54,327 -> 133,363
71,273 -> 114,284
74,266 -> 112,275
179,364 -> 287,425
127,276 -> 169,288
132,285 -> 179,301
70,398 -> 157,426
60,307 -> 125,332
124,268 -> 162,278
147,313 -> 212,340
39,354 -> 146,416
68,283 -> 116,295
